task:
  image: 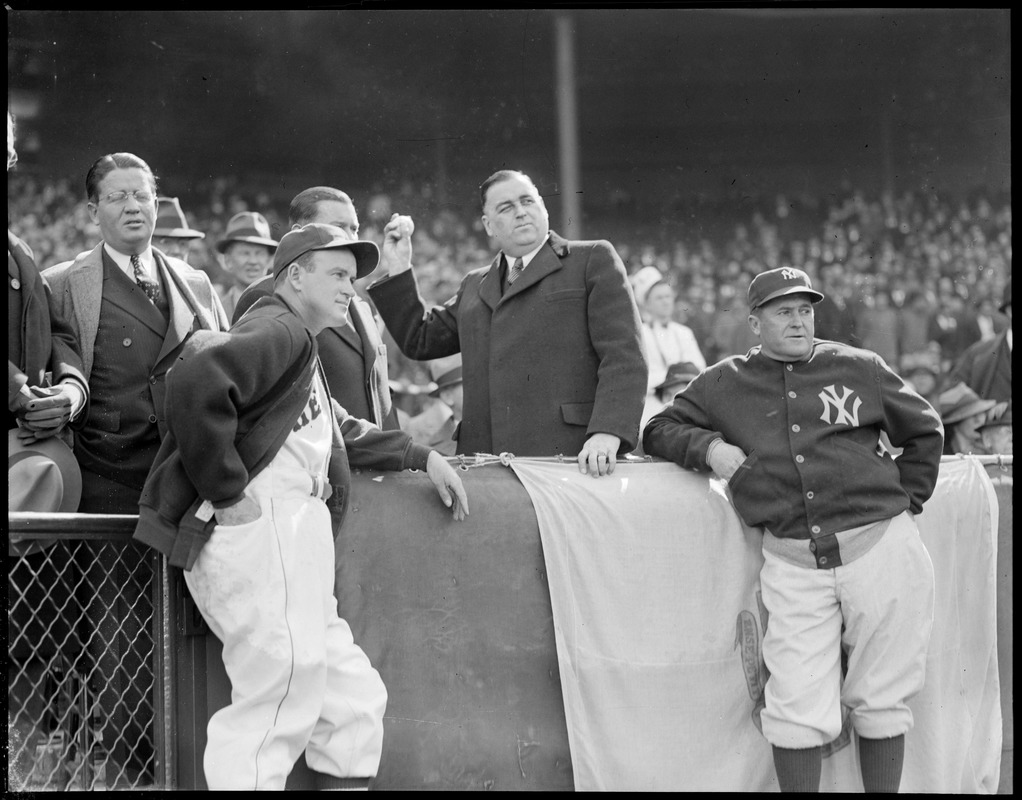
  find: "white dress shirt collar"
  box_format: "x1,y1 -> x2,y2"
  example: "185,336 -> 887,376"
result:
104,243 -> 155,281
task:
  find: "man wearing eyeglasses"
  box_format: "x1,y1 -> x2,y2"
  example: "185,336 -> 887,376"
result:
43,152 -> 230,513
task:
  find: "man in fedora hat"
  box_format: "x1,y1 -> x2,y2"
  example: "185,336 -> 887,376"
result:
369,169 -> 647,476
134,222 -> 469,791
948,276 -> 1011,403
152,196 -> 205,265
645,266 -> 944,793
937,381 -> 997,455
8,111 -> 89,445
232,186 -> 400,430
43,152 -> 229,513
407,354 -> 463,455
215,210 -> 278,320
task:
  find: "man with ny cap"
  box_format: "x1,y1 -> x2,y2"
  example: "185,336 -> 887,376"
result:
43,152 -> 229,513
133,222 -> 469,791
215,210 -> 278,320
152,196 -> 205,265
232,186 -> 399,430
369,169 -> 647,475
644,266 -> 944,793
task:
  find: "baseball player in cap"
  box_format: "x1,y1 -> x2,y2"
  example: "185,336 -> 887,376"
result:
644,266 -> 944,792
134,222 -> 469,791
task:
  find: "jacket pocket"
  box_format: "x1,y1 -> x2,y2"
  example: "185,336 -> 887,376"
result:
727,450 -> 759,491
545,288 -> 586,303
561,401 -> 594,427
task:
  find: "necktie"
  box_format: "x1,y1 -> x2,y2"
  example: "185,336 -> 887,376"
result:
507,256 -> 525,285
131,254 -> 160,304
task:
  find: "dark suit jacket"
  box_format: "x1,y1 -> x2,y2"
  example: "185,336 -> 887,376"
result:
8,231 -> 88,430
233,276 -> 398,429
369,231 -> 648,457
949,329 -> 1012,403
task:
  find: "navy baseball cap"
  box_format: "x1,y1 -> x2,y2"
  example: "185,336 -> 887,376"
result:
272,223 -> 380,280
748,267 -> 825,310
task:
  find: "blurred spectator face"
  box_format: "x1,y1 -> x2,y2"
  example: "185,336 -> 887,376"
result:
645,282 -> 676,322
222,242 -> 273,288
980,423 -> 1012,455
154,235 -> 192,263
302,199 -> 360,241
905,368 -> 937,399
481,174 -> 549,258
87,168 -> 157,255
749,296 -> 815,362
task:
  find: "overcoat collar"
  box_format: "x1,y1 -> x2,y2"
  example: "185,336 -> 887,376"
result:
478,231 -> 572,310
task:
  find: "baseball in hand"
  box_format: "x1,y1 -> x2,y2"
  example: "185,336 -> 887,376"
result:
395,215 -> 414,238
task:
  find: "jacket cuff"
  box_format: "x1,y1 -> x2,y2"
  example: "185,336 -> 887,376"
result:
404,443 -> 432,472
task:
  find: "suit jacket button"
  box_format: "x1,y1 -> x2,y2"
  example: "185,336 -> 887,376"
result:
11,278 -> 20,290
123,338 -> 132,347
148,414 -> 158,424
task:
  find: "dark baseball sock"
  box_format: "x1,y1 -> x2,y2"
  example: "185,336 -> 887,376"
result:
772,745 -> 822,792
314,774 -> 370,791
858,734 -> 905,793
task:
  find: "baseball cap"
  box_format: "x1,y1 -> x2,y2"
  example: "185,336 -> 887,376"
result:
748,267 -> 824,310
272,223 -> 380,280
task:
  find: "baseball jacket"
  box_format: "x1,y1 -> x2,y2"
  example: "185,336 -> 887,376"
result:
643,340 -> 943,562
133,293 -> 431,569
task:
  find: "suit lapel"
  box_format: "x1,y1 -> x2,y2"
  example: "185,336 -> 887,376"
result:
500,239 -> 563,303
478,254 -> 504,311
155,252 -> 200,364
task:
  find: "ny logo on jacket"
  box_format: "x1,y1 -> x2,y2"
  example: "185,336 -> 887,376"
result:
818,384 -> 862,427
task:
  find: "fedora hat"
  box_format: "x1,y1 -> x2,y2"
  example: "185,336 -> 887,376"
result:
748,267 -> 824,310
428,354 -> 463,397
655,361 -> 702,394
9,430 -> 82,513
216,211 -> 279,253
937,382 -> 998,426
977,402 -> 1012,432
154,197 -> 205,240
272,223 -> 380,280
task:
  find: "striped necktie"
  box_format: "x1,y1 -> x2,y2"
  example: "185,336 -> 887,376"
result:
507,256 -> 525,285
131,254 -> 160,304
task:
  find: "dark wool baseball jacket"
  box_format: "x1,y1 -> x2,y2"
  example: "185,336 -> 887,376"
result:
643,340 -> 944,558
133,293 -> 430,569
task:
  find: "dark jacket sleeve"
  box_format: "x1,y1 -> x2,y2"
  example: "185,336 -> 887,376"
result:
164,320 -> 301,506
368,269 -> 462,360
582,240 -> 648,446
642,369 -> 724,471
874,357 -> 944,513
332,398 -> 432,472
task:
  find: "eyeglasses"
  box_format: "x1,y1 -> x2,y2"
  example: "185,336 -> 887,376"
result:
99,189 -> 155,205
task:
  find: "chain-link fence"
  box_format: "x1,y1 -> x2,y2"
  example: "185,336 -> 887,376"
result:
8,521 -> 170,792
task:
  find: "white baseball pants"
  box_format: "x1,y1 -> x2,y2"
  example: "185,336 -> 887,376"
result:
184,463 -> 387,790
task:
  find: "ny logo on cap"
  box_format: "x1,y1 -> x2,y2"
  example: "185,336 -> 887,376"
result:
819,384 -> 861,427
780,268 -> 801,281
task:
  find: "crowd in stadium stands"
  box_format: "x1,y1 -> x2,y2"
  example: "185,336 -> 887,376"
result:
9,172 -> 1011,409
